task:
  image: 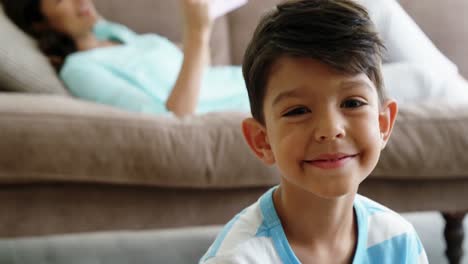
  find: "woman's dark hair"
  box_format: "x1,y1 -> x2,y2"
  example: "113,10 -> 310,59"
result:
2,0 -> 77,71
242,0 -> 386,124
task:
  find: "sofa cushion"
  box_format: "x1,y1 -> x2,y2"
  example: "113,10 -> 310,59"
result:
374,100 -> 468,179
0,5 -> 69,94
0,94 -> 467,187
0,94 -> 278,188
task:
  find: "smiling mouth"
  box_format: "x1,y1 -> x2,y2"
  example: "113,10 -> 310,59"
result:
304,154 -> 359,169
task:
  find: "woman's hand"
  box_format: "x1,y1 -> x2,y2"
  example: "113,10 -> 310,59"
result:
180,0 -> 214,39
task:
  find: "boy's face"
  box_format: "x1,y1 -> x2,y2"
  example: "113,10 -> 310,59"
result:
242,56 -> 397,199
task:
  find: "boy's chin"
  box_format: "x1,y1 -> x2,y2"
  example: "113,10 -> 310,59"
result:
303,182 -> 360,200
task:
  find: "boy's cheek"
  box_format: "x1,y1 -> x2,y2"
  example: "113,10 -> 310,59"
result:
349,119 -> 381,145
275,132 -> 309,161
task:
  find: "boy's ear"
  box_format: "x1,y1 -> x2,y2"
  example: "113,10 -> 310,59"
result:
379,99 -> 398,150
241,118 -> 275,165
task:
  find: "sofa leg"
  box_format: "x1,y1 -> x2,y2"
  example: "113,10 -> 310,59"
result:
442,212 -> 466,264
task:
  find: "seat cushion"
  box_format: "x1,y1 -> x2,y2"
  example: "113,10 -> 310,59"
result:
374,100 -> 468,179
0,94 -> 467,186
0,5 -> 69,94
0,94 -> 278,188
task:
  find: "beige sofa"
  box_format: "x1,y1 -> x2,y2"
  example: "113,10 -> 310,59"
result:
1,0 -> 467,263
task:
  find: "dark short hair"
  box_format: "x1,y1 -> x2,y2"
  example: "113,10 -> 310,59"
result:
242,0 -> 386,124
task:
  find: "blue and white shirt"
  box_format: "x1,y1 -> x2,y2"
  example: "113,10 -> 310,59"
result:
200,187 -> 428,263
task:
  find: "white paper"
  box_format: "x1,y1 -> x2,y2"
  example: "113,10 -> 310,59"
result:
209,0 -> 248,19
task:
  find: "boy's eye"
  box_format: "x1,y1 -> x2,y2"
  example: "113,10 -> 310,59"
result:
283,107 -> 311,117
341,99 -> 366,108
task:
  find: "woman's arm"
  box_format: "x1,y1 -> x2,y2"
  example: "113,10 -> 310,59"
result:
165,0 -> 214,117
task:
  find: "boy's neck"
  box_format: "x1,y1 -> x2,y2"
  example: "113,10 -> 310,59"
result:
273,181 -> 357,262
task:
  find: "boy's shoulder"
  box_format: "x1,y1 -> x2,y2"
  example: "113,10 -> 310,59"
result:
201,192 -> 427,263
200,190 -> 282,263
356,194 -> 420,247
355,195 -> 428,262
356,194 -> 415,232
201,237 -> 281,264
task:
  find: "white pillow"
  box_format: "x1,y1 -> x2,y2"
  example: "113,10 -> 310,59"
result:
383,63 -> 468,104
357,0 -> 467,103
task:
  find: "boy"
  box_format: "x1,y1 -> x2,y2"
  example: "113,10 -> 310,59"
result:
200,0 -> 428,263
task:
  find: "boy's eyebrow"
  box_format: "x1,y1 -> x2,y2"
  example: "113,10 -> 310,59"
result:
340,80 -> 373,91
272,80 -> 372,107
271,88 -> 304,107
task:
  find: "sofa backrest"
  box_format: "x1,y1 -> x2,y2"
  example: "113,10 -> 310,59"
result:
97,0 -> 468,77
1,0 -> 467,94
94,0 -> 233,66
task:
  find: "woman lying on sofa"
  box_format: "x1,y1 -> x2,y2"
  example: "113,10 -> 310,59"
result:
2,0 -> 467,117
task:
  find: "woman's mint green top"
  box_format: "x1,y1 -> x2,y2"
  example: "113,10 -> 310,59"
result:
60,20 -> 249,115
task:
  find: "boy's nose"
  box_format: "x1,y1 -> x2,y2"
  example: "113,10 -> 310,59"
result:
314,112 -> 345,142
